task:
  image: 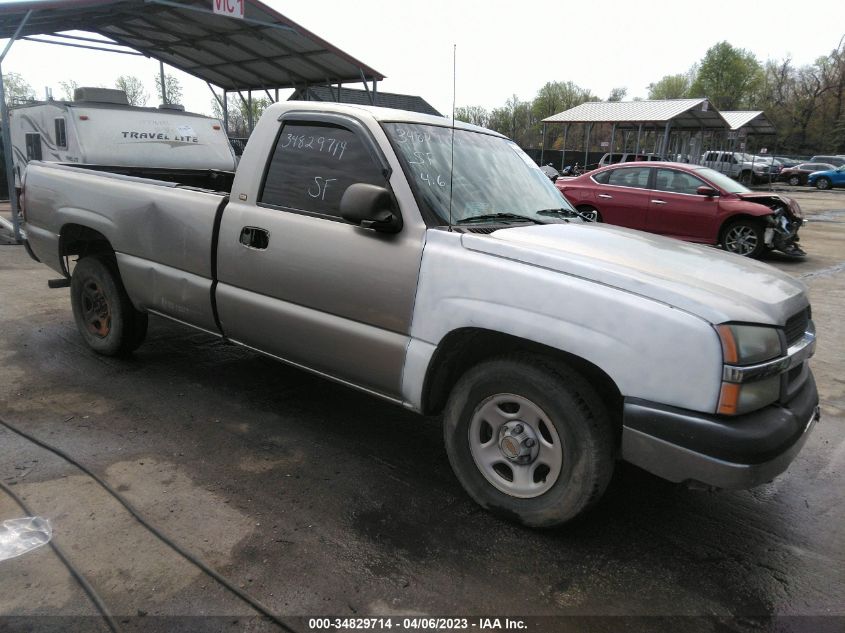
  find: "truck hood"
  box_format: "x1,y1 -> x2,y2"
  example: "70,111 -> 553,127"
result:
461,223 -> 807,325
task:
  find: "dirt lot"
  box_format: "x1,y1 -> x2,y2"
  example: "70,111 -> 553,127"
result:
1,192 -> 843,633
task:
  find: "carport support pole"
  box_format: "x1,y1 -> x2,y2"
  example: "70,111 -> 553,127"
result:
0,9 -> 33,243
560,125 -> 569,171
159,61 -> 168,104
660,121 -> 671,156
223,91 -> 228,135
635,123 -> 642,156
609,123 -> 616,164
540,122 -> 546,166
584,123 -> 592,169
247,91 -> 253,134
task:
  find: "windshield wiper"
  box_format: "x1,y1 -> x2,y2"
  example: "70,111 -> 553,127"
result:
456,213 -> 542,225
536,207 -> 594,223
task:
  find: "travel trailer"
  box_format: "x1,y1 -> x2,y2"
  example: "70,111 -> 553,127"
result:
9,87 -> 237,191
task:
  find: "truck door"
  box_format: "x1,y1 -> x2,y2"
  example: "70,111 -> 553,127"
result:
215,114 -> 424,400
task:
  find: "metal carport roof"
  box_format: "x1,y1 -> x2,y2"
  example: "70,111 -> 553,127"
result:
542,98 -> 730,130
720,111 -> 777,135
0,0 -> 385,91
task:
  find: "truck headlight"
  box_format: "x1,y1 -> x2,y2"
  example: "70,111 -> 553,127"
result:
716,325 -> 784,415
717,324 -> 782,365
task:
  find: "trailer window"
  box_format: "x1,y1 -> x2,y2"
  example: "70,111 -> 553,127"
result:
25,134 -> 42,161
55,118 -> 67,149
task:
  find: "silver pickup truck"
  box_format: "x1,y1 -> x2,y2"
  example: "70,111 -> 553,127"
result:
21,102 -> 819,527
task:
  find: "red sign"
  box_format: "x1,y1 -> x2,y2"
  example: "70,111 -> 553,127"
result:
213,0 -> 244,19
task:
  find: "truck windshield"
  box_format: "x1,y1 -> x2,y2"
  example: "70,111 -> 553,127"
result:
694,167 -> 752,194
383,123 -> 576,224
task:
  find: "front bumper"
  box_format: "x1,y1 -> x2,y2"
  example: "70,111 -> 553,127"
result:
621,372 -> 819,489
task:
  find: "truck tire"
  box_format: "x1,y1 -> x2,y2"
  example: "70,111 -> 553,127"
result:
443,354 -> 614,528
739,171 -> 752,185
70,255 -> 148,356
720,218 -> 766,258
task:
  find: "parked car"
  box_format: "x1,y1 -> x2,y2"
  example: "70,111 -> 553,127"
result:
556,161 -> 805,258
21,104 -> 819,528
807,164 -> 845,190
700,151 -> 781,184
598,152 -> 666,168
779,162 -> 836,186
809,155 -> 845,167
773,156 -> 802,168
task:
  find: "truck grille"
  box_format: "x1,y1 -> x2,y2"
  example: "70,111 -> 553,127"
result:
784,308 -> 810,346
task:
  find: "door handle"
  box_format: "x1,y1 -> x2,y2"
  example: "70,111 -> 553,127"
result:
651,199 -> 667,205
239,226 -> 270,250
597,194 -> 613,199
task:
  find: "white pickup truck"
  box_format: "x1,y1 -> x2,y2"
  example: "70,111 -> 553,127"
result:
21,102 -> 819,527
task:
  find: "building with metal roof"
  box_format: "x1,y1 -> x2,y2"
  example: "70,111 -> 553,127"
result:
542,98 -> 728,130
539,98 -> 775,171
289,86 -> 442,117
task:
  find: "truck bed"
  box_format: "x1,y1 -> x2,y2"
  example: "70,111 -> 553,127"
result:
23,161 -> 229,332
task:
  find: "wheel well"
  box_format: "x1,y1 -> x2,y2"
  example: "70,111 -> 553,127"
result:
421,328 -> 623,429
59,224 -> 115,275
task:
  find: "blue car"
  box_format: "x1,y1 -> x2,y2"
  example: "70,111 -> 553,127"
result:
808,164 -> 845,190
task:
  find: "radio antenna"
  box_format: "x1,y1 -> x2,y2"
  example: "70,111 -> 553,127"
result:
448,43 -> 456,232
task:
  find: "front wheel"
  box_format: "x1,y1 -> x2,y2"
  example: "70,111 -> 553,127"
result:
577,205 -> 602,222
721,219 -> 766,258
815,177 -> 832,190
70,255 -> 148,356
788,175 -> 801,186
443,355 -> 614,528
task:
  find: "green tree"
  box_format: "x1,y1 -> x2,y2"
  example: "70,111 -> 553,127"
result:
689,42 -> 764,109
454,105 -> 490,127
116,75 -> 148,106
647,73 -> 693,99
531,81 -> 597,150
211,94 -> 272,136
154,73 -> 183,105
2,72 -> 34,105
607,87 -> 627,102
58,79 -> 79,101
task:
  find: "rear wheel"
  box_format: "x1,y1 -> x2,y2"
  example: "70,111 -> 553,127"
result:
721,218 -> 765,258
816,177 -> 832,190
739,171 -> 752,185
70,255 -> 147,356
443,355 -> 614,527
788,175 -> 801,186
576,205 -> 602,222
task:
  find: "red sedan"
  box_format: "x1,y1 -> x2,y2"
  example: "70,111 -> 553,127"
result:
556,161 -> 805,258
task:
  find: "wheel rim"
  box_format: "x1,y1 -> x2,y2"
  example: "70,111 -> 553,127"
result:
818,179 -> 830,190
582,208 -> 599,222
789,177 -> 800,186
81,280 -> 111,338
468,393 -> 563,499
724,225 -> 758,256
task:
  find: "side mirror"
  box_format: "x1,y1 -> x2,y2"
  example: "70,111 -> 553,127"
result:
697,186 -> 719,197
340,183 -> 402,234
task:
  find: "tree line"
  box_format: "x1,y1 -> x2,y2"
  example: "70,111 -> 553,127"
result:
2,73 -> 183,109
455,39 -> 845,156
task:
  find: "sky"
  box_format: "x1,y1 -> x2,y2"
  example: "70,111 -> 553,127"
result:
2,0 -> 844,118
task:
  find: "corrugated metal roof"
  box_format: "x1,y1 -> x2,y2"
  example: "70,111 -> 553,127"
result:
720,111 -> 776,134
542,98 -> 730,130
289,86 -> 443,117
0,0 -> 384,91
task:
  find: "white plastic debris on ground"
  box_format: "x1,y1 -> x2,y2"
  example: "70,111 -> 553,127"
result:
0,517 -> 52,561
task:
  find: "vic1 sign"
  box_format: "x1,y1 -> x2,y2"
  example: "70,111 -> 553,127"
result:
213,0 -> 244,19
